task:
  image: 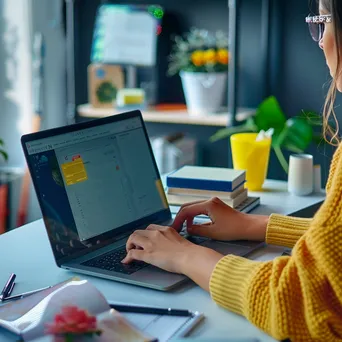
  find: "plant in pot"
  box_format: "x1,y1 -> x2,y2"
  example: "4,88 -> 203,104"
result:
168,28 -> 229,116
210,96 -> 323,174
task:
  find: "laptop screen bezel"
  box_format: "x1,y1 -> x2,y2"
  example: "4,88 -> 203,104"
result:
21,110 -> 172,266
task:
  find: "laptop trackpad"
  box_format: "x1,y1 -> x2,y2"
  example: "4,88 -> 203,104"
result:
200,240 -> 251,256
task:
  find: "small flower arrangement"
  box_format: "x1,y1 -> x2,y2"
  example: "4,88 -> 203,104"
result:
45,306 -> 102,342
168,28 -> 229,76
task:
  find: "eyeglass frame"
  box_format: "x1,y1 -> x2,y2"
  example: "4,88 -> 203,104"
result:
305,14 -> 332,42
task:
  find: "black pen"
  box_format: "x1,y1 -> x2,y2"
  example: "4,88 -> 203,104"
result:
0,273 -> 16,301
2,285 -> 52,302
110,304 -> 193,317
8,282 -> 15,296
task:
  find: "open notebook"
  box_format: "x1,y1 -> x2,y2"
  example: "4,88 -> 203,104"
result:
0,278 -> 155,341
0,278 -> 203,342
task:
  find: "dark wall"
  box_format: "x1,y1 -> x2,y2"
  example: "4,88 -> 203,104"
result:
74,0 -> 231,106
74,0 -> 267,107
271,0 -> 340,182
73,0 -> 341,184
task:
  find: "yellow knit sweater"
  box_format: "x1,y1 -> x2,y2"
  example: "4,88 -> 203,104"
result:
210,143 -> 342,342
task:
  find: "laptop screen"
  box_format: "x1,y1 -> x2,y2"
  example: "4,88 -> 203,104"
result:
22,112 -> 169,264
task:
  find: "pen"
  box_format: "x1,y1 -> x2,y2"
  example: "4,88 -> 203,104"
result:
110,304 -> 193,317
0,273 -> 16,301
8,282 -> 15,296
2,285 -> 52,302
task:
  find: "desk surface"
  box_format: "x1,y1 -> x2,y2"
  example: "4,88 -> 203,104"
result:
0,180 -> 325,341
77,103 -> 255,127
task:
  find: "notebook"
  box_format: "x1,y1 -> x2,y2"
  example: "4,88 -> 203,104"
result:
0,279 -> 154,341
0,279 -> 203,342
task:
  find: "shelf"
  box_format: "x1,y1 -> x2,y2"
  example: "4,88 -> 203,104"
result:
77,104 -> 255,127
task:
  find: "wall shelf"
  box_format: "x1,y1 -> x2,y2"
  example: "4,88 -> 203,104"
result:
77,103 -> 255,127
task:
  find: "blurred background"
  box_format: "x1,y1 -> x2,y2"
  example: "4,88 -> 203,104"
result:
0,0 -> 340,232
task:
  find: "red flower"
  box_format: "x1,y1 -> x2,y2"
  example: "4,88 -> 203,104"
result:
45,306 -> 100,336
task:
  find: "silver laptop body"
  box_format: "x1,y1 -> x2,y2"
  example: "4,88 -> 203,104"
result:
21,110 -> 264,291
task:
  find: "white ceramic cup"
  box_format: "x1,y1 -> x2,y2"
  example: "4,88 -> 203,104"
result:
288,154 -> 314,196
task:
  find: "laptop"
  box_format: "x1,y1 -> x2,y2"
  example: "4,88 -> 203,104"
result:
21,110 -> 264,291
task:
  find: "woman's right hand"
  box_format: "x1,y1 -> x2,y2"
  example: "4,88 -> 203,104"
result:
172,197 -> 269,242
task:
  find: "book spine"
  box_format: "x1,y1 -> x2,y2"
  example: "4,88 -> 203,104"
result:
166,177 -> 240,192
167,185 -> 245,199
166,189 -> 248,208
230,189 -> 248,207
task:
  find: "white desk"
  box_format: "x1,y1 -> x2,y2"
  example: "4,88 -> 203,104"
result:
0,180 -> 325,341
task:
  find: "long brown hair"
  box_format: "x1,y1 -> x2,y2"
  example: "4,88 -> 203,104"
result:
320,0 -> 342,145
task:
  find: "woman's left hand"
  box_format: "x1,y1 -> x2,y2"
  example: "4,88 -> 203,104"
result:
122,225 -> 224,291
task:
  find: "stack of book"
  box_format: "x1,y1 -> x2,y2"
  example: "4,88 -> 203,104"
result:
166,165 -> 260,212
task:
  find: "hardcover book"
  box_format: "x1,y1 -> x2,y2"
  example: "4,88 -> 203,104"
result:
166,166 -> 246,192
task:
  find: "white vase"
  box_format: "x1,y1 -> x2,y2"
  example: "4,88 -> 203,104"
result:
180,71 -> 227,116
288,154 -> 314,196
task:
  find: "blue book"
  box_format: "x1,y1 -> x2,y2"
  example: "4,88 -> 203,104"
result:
166,166 -> 246,192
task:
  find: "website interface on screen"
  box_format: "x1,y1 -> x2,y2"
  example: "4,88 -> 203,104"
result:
26,117 -> 167,260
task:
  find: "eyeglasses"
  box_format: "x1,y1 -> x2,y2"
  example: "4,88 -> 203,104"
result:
306,14 -> 332,42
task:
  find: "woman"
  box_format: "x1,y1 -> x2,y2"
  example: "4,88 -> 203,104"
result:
122,0 -> 342,340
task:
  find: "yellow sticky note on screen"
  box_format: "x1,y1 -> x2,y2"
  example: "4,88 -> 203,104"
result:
61,157 -> 88,185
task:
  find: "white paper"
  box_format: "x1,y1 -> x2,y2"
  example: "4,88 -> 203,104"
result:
0,279 -> 109,340
0,279 -> 157,341
95,7 -> 157,66
123,313 -> 194,342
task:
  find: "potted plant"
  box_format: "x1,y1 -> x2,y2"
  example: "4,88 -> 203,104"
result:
210,96 -> 323,173
168,28 -> 229,116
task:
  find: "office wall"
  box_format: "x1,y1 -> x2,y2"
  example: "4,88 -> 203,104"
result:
28,0 -> 68,222
0,0 -> 32,169
31,0 -> 67,130
74,0 -> 340,183
271,0 -> 339,182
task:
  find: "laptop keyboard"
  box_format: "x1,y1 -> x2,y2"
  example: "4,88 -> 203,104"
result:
180,221 -> 207,244
82,222 -> 207,275
82,247 -> 148,275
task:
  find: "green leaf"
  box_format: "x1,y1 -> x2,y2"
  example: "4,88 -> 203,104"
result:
254,96 -> 286,134
0,139 -> 3,146
273,145 -> 289,174
209,118 -> 257,142
65,334 -> 73,342
280,117 -> 313,152
281,142 -> 304,154
298,110 -> 322,126
0,149 -> 8,161
209,125 -> 251,142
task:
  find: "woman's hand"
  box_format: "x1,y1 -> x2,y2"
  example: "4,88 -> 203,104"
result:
122,225 -> 223,290
172,197 -> 269,242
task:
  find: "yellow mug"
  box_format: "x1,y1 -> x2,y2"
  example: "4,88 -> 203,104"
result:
230,132 -> 271,191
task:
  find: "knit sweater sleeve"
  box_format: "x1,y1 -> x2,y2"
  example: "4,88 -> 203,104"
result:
209,147 -> 342,341
266,214 -> 311,248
